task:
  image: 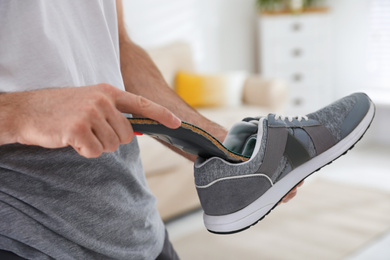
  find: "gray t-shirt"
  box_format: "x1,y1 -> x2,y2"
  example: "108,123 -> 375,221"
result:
0,1 -> 164,259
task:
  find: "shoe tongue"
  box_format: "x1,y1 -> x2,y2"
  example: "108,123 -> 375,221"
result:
223,120 -> 260,156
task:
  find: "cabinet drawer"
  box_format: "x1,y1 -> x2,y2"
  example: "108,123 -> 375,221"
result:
260,14 -> 329,39
258,12 -> 332,113
264,64 -> 328,86
276,66 -> 329,112
288,85 -> 322,113
279,65 -> 325,85
272,38 -> 327,64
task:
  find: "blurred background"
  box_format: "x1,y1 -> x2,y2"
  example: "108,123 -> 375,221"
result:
122,0 -> 390,259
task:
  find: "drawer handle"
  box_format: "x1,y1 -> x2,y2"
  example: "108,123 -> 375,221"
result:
292,73 -> 303,82
292,48 -> 302,57
292,23 -> 302,32
293,98 -> 303,106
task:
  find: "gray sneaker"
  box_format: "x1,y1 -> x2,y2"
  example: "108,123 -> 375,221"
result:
194,92 -> 375,234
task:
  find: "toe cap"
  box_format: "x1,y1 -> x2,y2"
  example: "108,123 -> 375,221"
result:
340,93 -> 371,139
308,92 -> 372,142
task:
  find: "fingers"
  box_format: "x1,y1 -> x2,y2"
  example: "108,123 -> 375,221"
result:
67,124 -> 105,158
279,180 -> 305,205
92,119 -> 121,152
69,119 -> 133,158
62,86 -> 131,157
105,109 -> 134,145
116,92 -> 181,129
66,84 -> 180,158
282,187 -> 298,203
85,104 -> 135,157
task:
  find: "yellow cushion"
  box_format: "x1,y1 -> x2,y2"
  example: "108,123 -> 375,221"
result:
175,71 -> 247,108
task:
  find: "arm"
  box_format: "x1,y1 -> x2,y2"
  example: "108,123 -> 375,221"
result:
115,0 -> 227,161
115,0 -> 301,202
0,85 -> 180,158
0,93 -> 17,145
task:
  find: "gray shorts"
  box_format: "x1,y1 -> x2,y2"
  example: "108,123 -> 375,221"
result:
156,229 -> 180,260
0,229 -> 179,260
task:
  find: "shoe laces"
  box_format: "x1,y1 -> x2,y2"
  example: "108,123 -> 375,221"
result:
274,114 -> 308,122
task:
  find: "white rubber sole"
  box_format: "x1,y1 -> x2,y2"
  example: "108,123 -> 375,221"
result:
203,101 -> 376,234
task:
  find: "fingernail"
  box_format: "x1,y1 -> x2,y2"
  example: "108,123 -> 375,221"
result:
173,114 -> 181,126
134,131 -> 143,136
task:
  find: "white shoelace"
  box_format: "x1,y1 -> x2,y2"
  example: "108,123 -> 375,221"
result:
274,114 -> 308,122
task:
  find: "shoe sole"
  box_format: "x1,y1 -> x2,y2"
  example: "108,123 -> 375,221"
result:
203,101 -> 376,234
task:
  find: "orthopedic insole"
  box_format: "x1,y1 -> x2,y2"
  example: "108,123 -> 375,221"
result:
128,118 -> 250,163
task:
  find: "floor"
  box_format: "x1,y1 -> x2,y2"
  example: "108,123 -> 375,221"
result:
166,141 -> 390,260
324,142 -> 390,260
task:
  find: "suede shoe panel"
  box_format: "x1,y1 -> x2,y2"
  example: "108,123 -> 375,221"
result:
196,175 -> 272,216
256,126 -> 288,179
194,120 -> 268,187
304,125 -> 336,154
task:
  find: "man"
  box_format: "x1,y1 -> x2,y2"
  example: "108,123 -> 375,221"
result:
0,1 -> 300,259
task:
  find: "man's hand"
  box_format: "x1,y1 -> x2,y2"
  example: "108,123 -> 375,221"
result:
280,181 -> 304,204
0,84 -> 181,158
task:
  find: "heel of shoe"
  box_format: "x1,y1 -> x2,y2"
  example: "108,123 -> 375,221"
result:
196,174 -> 272,217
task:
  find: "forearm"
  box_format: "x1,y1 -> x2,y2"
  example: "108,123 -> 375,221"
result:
119,39 -> 227,143
0,86 -> 181,158
0,92 -> 19,145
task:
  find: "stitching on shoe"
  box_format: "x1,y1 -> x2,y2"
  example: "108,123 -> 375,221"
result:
195,173 -> 273,189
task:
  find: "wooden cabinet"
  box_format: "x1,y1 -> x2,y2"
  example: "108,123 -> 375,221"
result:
258,10 -> 332,113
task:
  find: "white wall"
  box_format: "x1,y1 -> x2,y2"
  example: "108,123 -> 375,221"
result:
122,0 -> 202,63
123,0 -> 389,101
329,0 -> 390,100
328,0 -> 371,97
328,0 -> 390,145
216,0 -> 258,73
122,0 -> 258,73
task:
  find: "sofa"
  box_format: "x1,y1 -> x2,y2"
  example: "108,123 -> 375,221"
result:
138,42 -> 288,221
